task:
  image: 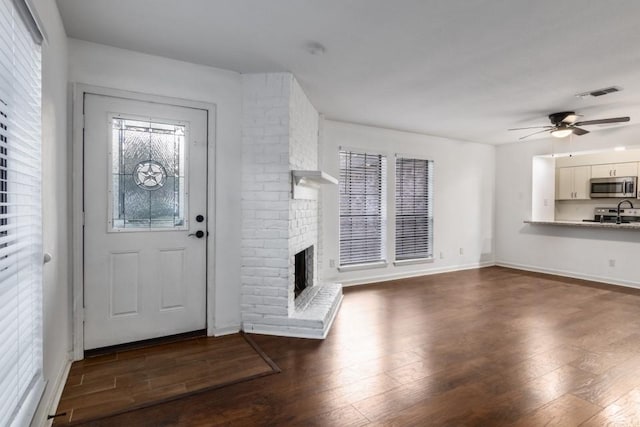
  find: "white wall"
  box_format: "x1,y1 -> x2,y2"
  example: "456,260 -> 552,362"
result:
30,0 -> 70,425
495,125 -> 640,288
67,39 -> 243,332
320,120 -> 495,286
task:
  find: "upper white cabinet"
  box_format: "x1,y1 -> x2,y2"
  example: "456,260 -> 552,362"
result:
556,166 -> 591,200
591,162 -> 638,178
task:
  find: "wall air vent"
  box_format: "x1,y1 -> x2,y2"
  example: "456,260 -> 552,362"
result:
575,86 -> 622,98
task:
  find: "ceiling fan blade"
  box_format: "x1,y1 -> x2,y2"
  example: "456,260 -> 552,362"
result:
574,117 -> 630,126
508,126 -> 552,131
571,127 -> 589,136
519,129 -> 550,140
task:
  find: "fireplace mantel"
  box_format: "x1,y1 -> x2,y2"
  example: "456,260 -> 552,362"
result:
291,170 -> 337,200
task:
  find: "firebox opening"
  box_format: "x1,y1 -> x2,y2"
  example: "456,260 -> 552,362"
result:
294,246 -> 314,299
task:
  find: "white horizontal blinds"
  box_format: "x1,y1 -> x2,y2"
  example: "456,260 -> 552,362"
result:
395,157 -> 433,260
339,150 -> 386,266
0,0 -> 43,425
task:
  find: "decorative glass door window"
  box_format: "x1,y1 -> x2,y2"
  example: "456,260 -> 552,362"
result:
110,118 -> 187,230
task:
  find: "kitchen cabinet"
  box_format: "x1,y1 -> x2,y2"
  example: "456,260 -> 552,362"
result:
556,166 -> 591,200
591,162 -> 638,178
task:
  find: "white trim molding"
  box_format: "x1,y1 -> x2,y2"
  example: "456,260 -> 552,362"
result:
32,359 -> 71,427
341,261 -> 495,287
212,325 -> 241,337
495,261 -> 640,290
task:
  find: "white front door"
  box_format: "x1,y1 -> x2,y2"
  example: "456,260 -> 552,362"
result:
83,94 -> 208,350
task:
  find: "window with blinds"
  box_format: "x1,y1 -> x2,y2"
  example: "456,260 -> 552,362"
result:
339,150 -> 387,266
0,0 -> 44,425
395,157 -> 433,261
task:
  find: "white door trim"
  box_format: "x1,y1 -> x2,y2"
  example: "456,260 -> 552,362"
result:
71,84 -> 217,360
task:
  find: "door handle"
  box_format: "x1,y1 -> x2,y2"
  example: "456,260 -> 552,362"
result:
188,230 -> 205,238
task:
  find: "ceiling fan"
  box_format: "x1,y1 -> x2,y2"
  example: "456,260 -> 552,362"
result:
508,111 -> 630,140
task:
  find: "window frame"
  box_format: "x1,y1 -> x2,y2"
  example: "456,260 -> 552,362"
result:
393,154 -> 434,264
337,148 -> 388,270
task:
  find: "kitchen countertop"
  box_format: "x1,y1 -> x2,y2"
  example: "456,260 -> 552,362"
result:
524,220 -> 640,230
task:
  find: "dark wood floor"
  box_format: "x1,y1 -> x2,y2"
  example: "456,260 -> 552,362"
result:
74,267 -> 640,426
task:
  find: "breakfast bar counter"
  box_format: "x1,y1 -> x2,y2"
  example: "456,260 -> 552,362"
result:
524,220 -> 640,230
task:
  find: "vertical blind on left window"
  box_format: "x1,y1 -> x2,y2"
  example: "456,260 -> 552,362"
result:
0,0 -> 44,425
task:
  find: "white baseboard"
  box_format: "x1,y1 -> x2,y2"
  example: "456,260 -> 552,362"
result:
341,261 -> 495,287
496,261 -> 640,290
31,359 -> 71,427
211,325 -> 241,337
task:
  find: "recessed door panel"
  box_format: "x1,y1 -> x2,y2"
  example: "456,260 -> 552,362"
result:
109,252 -> 139,316
159,249 -> 186,311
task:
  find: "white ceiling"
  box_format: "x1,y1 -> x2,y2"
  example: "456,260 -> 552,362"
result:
56,0 -> 640,144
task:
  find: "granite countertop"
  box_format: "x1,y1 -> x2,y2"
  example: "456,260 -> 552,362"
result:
524,220 -> 640,230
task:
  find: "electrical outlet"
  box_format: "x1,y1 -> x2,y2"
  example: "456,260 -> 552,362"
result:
329,259 -> 335,268
459,247 -> 464,255
543,199 -> 548,207
439,251 -> 444,259
609,259 -> 616,268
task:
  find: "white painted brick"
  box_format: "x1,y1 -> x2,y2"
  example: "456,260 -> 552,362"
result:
263,277 -> 288,287
253,304 -> 288,316
242,313 -> 264,322
243,286 -> 281,297
242,295 -> 263,305
263,258 -> 288,268
264,240 -> 288,249
262,296 -> 288,306
242,239 -> 265,248
255,210 -> 280,220
257,97 -> 289,108
242,277 -> 263,287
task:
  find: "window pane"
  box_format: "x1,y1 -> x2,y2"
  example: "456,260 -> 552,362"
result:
339,150 -> 386,266
395,157 -> 433,260
111,119 -> 186,230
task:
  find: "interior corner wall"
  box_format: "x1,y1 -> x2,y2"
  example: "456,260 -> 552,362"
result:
30,0 -> 70,425
495,125 -> 640,288
67,39 -> 244,331
319,120 -> 496,286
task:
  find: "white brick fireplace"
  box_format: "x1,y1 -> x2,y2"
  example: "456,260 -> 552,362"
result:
241,73 -> 342,339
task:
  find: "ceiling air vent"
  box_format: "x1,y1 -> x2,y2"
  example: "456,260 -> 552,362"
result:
575,86 -> 622,98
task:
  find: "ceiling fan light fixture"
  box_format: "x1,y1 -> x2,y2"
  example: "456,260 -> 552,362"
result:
551,128 -> 573,138
563,114 -> 579,123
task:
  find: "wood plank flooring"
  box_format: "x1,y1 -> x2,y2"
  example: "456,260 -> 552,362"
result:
53,334 -> 278,425
66,267 -> 640,426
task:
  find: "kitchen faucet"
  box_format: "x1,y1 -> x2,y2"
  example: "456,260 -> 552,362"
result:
616,199 -> 634,224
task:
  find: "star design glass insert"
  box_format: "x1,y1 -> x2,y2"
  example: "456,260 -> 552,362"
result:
133,160 -> 167,190
111,118 -> 186,230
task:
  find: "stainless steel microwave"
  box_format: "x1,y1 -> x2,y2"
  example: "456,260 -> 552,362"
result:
590,176 -> 637,198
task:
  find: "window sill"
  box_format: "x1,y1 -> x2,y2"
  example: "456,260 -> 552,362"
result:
393,257 -> 435,266
338,261 -> 388,272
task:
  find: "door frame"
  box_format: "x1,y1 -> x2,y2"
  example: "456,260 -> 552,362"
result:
71,84 -> 217,360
